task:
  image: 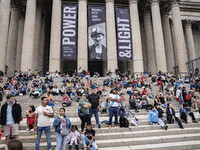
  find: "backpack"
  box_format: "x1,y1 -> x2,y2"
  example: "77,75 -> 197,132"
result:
186,94 -> 191,100
119,115 -> 129,128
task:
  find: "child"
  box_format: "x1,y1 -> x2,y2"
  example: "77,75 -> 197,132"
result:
67,125 -> 80,150
105,99 -> 110,114
120,93 -> 126,108
26,105 -> 35,131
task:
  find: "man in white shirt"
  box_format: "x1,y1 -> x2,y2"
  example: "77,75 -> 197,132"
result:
34,97 -> 54,150
108,89 -> 120,128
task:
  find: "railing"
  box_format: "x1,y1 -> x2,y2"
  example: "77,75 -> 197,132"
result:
185,57 -> 200,73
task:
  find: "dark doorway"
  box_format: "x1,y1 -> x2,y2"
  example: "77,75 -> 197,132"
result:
61,61 -> 77,76
88,61 -> 103,76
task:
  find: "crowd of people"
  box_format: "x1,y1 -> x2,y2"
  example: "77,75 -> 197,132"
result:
0,68 -> 200,150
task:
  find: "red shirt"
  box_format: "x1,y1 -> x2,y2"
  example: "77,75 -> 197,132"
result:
157,80 -> 162,86
142,90 -> 147,95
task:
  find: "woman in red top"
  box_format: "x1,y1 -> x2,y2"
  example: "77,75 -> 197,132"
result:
157,79 -> 163,92
26,105 -> 35,131
142,88 -> 147,96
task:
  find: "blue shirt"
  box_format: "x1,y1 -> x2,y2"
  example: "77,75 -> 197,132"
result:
6,101 -> 15,125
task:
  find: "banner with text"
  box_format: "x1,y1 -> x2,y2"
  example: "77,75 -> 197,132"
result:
115,7 -> 133,60
61,4 -> 78,60
88,5 -> 107,61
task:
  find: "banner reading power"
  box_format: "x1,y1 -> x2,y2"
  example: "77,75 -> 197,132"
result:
88,5 -> 106,61
61,5 -> 78,60
115,7 -> 133,60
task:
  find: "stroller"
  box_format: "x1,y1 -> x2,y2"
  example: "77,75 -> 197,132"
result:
119,103 -> 139,126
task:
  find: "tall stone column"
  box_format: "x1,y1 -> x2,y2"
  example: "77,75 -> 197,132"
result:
21,0 -> 36,72
49,0 -> 61,73
6,8 -> 20,76
162,13 -> 175,73
129,0 -> 144,74
77,0 -> 88,71
106,0 -> 118,73
169,20 -> 178,67
0,0 -> 11,73
171,1 -> 188,74
32,6 -> 42,72
150,0 -> 167,72
38,17 -> 46,73
15,17 -> 25,71
184,20 -> 196,61
143,9 -> 157,74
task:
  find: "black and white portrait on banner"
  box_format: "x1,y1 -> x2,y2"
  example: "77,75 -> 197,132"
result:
88,5 -> 107,61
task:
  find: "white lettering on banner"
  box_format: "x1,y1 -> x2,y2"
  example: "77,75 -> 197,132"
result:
117,17 -> 132,58
62,6 -> 76,45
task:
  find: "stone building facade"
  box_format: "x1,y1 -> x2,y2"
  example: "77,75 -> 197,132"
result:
0,0 -> 200,76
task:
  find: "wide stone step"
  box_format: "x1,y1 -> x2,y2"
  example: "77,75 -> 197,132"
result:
1,133 -> 200,150
1,127 -> 200,144
99,140 -> 200,150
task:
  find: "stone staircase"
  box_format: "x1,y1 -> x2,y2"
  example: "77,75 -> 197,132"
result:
0,77 -> 200,150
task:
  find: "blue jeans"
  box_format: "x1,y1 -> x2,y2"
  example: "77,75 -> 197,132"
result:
81,134 -> 98,150
55,132 -> 68,150
35,126 -> 51,150
89,108 -> 99,125
109,107 -> 119,125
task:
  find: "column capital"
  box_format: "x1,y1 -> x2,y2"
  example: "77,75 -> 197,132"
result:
106,0 -> 114,3
129,0 -> 138,5
184,20 -> 193,28
150,0 -> 160,6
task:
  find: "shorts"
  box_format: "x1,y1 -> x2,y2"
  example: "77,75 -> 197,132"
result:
4,124 -> 19,136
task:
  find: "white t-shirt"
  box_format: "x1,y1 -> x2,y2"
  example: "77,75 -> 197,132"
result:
109,94 -> 120,107
35,105 -> 53,127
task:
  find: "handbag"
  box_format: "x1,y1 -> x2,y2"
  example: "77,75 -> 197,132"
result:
60,128 -> 69,136
78,106 -> 86,117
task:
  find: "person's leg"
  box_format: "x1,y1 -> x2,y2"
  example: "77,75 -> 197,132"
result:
175,117 -> 183,128
35,127 -> 43,150
158,118 -> 166,128
80,116 -> 86,132
81,134 -> 87,148
109,108 -> 114,125
86,114 -> 91,125
94,108 -> 100,125
55,132 -> 62,150
189,112 -> 196,121
180,113 -> 187,123
90,141 -> 98,150
61,135 -> 68,150
44,126 -> 51,150
89,108 -> 94,119
114,107 -> 119,125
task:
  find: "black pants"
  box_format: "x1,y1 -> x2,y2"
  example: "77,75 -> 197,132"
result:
167,115 -> 183,128
143,104 -> 153,111
180,112 -> 196,122
79,114 -> 91,132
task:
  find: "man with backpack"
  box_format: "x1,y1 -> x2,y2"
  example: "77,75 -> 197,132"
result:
108,89 -> 120,128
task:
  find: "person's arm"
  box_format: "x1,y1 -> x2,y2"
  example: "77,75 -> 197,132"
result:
53,117 -> 60,127
88,136 -> 94,149
109,97 -> 120,102
98,98 -> 101,109
34,113 -> 38,130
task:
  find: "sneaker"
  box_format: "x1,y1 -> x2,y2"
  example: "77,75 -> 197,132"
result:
108,125 -> 111,128
26,128 -> 30,131
180,126 -> 184,129
115,125 -> 120,127
165,125 -> 168,130
30,129 -> 34,132
192,120 -> 198,123
98,124 -> 101,129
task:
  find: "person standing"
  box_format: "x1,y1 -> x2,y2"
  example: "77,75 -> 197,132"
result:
79,94 -> 92,132
108,89 -> 120,128
34,97 -> 54,150
88,89 -> 101,128
53,108 -> 71,150
0,94 -> 22,144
